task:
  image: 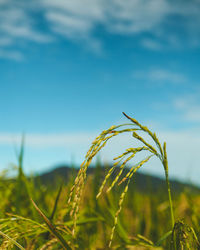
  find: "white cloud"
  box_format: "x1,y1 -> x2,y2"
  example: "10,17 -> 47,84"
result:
133,69 -> 187,84
42,0 -> 104,21
0,132 -> 96,148
0,4 -> 52,61
105,0 -> 170,34
185,110 -> 200,123
0,128 -> 200,184
42,0 -> 105,52
41,0 -> 200,49
155,128 -> 200,184
141,38 -> 163,51
148,70 -> 186,83
174,95 -> 200,123
0,0 -> 7,4
1,0 -> 200,60
0,37 -> 12,46
0,49 -> 24,61
0,8 -> 52,43
45,10 -> 103,53
1,23 -> 51,43
45,11 -> 93,38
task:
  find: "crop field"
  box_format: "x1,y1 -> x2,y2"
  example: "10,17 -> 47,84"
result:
0,114 -> 200,249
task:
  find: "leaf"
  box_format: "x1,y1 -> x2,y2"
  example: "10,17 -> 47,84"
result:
31,198 -> 71,250
0,230 -> 25,250
50,183 -> 63,221
155,230 -> 172,246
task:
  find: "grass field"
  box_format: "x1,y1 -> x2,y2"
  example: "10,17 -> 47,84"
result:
0,113 -> 200,249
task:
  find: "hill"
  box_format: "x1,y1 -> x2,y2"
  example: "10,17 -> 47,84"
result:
37,165 -> 199,194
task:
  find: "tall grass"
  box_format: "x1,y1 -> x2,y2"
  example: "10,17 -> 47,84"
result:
69,112 -> 176,247
0,113 -> 199,249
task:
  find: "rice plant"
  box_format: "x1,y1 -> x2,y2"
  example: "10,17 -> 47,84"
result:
68,112 -> 198,248
0,113 -> 199,249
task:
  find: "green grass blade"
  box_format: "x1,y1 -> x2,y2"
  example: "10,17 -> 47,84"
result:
50,183 -> 63,221
31,198 -> 71,250
155,230 -> 172,246
0,230 -> 25,250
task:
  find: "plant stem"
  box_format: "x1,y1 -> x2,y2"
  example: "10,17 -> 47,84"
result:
163,158 -> 174,228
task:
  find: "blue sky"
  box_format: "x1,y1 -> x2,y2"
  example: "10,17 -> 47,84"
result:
0,0 -> 200,184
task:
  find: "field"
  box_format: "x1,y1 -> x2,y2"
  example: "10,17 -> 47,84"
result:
0,114 -> 200,249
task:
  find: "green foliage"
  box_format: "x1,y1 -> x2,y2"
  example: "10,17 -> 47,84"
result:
0,114 -> 199,249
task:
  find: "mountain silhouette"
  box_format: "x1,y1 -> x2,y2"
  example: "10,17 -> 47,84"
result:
37,165 -> 199,194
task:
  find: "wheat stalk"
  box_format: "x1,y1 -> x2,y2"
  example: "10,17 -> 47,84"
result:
68,113 -> 174,247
